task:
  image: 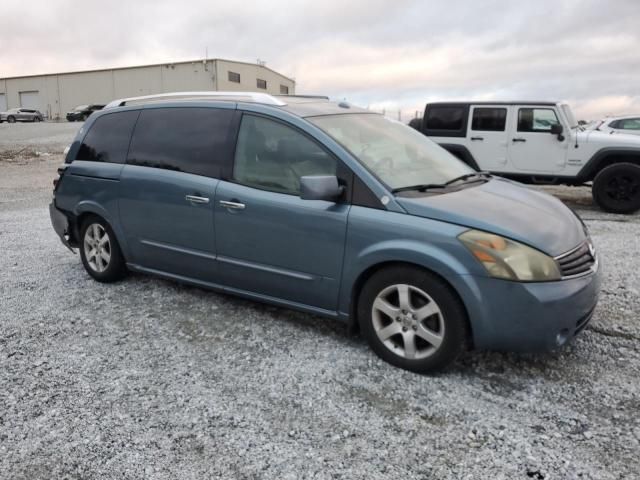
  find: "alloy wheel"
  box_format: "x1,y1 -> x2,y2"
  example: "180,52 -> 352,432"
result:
83,223 -> 111,273
371,283 -> 445,360
605,174 -> 640,202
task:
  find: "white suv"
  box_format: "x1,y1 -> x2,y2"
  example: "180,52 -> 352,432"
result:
416,101 -> 640,213
593,115 -> 640,136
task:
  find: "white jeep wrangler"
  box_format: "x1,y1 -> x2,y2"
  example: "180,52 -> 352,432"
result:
416,101 -> 640,213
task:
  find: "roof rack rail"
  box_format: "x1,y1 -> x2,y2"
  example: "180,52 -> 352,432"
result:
274,94 -> 330,100
104,91 -> 287,109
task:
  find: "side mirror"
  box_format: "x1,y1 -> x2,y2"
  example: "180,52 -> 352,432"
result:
550,124 -> 563,135
550,124 -> 565,141
300,175 -> 344,201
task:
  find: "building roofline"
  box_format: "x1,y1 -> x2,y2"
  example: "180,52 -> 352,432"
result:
0,58 -> 295,84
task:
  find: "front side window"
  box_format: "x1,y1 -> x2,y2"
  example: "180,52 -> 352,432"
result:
471,108 -> 507,131
127,107 -> 234,178
425,106 -> 465,131
76,111 -> 139,164
620,118 -> 640,130
233,115 -> 337,195
518,108 -> 560,132
309,114 -> 472,190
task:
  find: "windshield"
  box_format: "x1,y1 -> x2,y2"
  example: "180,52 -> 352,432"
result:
308,113 -> 473,190
74,105 -> 88,111
560,104 -> 578,128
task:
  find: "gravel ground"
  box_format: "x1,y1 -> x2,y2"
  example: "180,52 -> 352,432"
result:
1,123 -> 639,479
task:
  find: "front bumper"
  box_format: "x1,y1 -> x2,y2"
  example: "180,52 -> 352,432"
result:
49,202 -> 75,252
465,266 -> 601,352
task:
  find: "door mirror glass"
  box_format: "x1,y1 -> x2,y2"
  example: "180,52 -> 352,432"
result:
550,124 -> 563,135
300,175 -> 343,201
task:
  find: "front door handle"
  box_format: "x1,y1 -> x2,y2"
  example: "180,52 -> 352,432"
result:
219,200 -> 246,210
512,138 -> 527,143
470,136 -> 484,141
185,194 -> 210,204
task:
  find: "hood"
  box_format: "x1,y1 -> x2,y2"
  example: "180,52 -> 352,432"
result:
396,178 -> 585,257
581,129 -> 640,147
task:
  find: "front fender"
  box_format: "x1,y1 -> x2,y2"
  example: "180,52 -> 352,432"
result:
577,146 -> 640,181
338,207 -> 488,320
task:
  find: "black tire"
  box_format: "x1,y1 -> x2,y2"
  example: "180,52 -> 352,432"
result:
358,265 -> 469,373
7,116 -> 16,123
592,163 -> 640,214
33,116 -> 41,122
79,215 -> 127,282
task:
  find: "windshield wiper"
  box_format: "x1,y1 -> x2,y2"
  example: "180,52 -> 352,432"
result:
391,172 -> 491,194
444,171 -> 491,185
391,183 -> 448,193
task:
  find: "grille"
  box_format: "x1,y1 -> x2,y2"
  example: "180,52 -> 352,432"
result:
556,240 -> 597,278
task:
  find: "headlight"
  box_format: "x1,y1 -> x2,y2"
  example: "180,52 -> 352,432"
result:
459,229 -> 561,282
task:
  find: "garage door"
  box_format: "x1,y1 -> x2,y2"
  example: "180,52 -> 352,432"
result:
19,91 -> 40,110
0,93 -> 6,111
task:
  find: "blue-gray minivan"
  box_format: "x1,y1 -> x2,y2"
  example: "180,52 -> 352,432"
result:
49,92 -> 600,372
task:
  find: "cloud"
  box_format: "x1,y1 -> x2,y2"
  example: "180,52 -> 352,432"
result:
1,0 -> 639,119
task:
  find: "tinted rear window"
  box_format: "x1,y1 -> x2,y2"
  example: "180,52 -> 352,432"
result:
471,108 -> 507,131
127,107 -> 234,178
75,111 -> 139,164
425,106 -> 465,131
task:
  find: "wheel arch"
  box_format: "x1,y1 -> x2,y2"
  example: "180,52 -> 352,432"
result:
437,143 -> 480,171
577,147 -> 640,182
347,260 -> 475,348
73,202 -> 131,260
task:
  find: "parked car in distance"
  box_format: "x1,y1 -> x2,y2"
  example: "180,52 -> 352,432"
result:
49,92 -> 600,373
0,108 -> 44,123
417,101 -> 640,214
66,104 -> 105,122
592,115 -> 640,136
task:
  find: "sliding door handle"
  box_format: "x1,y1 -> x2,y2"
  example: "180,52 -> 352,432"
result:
219,200 -> 246,210
185,194 -> 210,204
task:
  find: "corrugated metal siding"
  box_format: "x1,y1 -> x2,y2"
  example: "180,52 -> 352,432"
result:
0,59 -> 293,120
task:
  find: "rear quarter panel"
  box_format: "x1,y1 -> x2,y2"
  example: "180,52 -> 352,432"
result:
54,161 -> 129,257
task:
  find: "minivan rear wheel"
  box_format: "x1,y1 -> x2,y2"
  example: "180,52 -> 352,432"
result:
358,266 -> 468,373
79,216 -> 127,282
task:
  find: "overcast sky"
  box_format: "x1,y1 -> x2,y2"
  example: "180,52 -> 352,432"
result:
2,0 -> 639,120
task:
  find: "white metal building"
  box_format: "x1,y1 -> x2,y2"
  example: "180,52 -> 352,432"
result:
0,59 -> 296,120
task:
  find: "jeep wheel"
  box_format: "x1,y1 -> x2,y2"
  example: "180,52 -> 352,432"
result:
593,163 -> 640,214
358,266 -> 469,373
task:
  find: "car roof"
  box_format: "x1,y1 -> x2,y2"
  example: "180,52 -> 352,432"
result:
103,91 -> 374,118
604,114 -> 640,120
427,101 -> 560,107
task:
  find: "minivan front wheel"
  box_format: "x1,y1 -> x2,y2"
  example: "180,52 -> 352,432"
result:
359,266 -> 468,373
79,216 -> 127,282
